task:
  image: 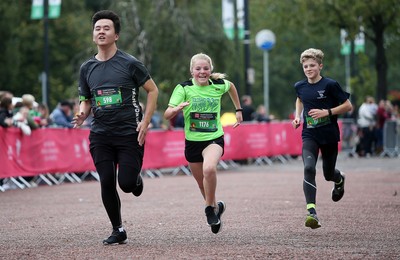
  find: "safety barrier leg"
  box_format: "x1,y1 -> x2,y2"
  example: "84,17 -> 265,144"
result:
254,156 -> 273,166
17,177 -> 32,188
9,177 -> 26,189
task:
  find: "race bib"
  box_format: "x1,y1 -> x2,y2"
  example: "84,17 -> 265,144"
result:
189,112 -> 218,132
306,116 -> 331,128
93,87 -> 122,108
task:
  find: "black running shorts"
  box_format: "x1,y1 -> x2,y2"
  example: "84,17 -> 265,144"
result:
184,135 -> 224,163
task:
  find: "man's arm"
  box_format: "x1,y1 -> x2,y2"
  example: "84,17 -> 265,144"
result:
137,78 -> 159,145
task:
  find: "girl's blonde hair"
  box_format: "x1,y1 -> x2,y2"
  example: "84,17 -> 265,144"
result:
190,53 -> 226,80
300,48 -> 324,64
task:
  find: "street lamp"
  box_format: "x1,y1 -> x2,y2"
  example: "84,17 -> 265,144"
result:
255,29 -> 276,117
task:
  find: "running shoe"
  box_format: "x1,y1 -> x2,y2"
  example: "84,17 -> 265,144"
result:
103,229 -> 128,245
211,201 -> 226,234
305,213 -> 321,229
132,175 -> 143,197
332,172 -> 345,202
205,206 -> 220,226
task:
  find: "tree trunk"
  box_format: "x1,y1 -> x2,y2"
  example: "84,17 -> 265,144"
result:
371,14 -> 388,101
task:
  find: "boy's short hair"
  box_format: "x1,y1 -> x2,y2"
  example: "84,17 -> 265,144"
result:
300,48 -> 324,64
92,10 -> 121,34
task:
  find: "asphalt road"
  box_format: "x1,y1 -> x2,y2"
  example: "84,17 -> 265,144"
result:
1,154 -> 399,259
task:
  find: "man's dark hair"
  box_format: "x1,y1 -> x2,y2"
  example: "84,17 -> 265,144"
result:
92,10 -> 121,34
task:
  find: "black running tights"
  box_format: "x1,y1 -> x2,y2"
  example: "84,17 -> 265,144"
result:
96,160 -> 139,228
302,139 -> 342,205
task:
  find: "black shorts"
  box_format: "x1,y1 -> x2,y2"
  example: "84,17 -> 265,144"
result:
185,135 -> 224,163
89,132 -> 144,169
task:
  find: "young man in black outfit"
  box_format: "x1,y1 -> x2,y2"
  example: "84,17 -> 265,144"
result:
73,10 -> 159,245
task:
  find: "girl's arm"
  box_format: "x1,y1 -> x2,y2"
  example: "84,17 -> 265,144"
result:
228,82 -> 243,127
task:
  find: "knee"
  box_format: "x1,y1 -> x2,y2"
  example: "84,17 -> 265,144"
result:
323,170 -> 335,181
118,177 -> 137,193
119,184 -> 132,193
304,165 -> 316,179
203,165 -> 217,179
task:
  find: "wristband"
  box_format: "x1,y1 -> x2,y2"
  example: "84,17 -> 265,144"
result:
235,108 -> 243,112
328,109 -> 332,117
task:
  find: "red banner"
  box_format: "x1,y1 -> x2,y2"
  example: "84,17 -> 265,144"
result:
1,121 -> 335,178
0,127 -> 94,177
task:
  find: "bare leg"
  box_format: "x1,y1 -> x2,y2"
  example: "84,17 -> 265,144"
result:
189,144 -> 223,207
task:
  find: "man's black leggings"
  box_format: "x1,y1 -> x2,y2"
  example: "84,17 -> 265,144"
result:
95,160 -> 140,228
302,139 -> 342,205
89,133 -> 144,229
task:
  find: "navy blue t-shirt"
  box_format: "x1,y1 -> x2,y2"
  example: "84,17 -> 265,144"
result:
294,77 -> 350,144
79,50 -> 150,136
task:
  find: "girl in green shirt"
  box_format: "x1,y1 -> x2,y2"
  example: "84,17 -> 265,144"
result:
164,53 -> 242,234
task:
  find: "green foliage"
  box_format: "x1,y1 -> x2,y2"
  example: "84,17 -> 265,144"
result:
350,53 -> 376,106
0,0 -> 399,115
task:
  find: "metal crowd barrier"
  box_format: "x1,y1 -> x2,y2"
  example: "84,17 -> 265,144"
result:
1,156 -> 292,192
380,119 -> 399,157
340,118 -> 358,157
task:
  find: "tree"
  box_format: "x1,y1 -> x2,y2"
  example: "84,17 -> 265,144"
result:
306,0 -> 400,101
1,0 -> 399,117
109,0 -> 234,109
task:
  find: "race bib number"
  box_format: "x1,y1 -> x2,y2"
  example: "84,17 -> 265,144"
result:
189,112 -> 218,132
93,87 -> 122,108
306,116 -> 331,128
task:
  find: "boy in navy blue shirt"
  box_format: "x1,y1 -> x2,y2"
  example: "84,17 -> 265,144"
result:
292,48 -> 353,229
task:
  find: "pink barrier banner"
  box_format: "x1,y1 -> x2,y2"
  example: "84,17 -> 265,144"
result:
0,121 -> 315,178
142,129 -> 186,169
0,127 -> 94,177
222,121 -> 302,160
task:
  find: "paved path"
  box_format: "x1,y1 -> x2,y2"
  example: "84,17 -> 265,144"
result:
1,155 -> 399,259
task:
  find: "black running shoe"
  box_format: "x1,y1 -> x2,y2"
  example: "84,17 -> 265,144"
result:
332,172 -> 345,202
305,213 -> 321,229
103,229 -> 128,245
132,175 -> 143,197
205,206 -> 220,226
211,201 -> 226,234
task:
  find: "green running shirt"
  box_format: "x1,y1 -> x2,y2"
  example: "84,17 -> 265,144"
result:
168,78 -> 231,141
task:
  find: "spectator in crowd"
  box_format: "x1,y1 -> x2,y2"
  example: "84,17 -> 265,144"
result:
0,91 -> 14,103
72,10 -> 159,245
357,96 -> 377,157
241,95 -> 255,122
375,99 -> 393,154
12,104 -> 32,136
37,103 -> 52,127
22,94 -> 40,118
13,94 -> 39,130
50,100 -> 73,128
0,94 -> 15,128
292,48 -> 352,229
164,53 -> 242,234
149,105 -> 166,129
254,104 -> 271,123
392,103 -> 399,119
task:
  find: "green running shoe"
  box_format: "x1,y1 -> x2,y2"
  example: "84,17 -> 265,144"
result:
305,213 -> 321,229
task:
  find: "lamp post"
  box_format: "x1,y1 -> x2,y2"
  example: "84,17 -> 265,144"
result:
255,29 -> 276,116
